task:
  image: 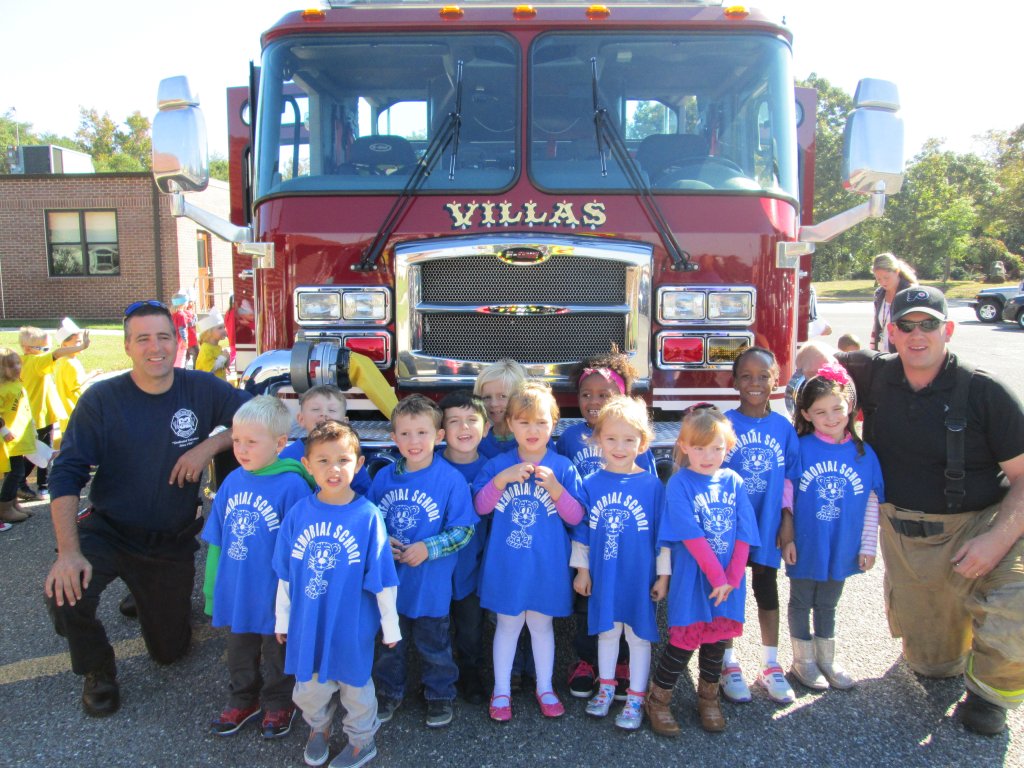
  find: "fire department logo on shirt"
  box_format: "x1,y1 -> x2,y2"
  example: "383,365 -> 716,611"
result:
170,408 -> 198,439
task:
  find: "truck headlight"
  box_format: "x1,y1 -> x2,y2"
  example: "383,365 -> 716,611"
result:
708,291 -> 753,323
296,291 -> 341,322
342,290 -> 389,322
659,289 -> 705,322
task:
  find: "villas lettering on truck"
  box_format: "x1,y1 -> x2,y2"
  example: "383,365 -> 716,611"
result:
152,0 -> 905,477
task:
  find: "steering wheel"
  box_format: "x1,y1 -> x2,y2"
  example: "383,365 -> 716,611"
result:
655,156 -> 745,186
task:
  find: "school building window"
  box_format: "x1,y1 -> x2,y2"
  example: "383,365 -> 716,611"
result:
45,210 -> 120,277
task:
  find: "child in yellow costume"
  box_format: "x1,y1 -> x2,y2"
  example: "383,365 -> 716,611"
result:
195,310 -> 230,381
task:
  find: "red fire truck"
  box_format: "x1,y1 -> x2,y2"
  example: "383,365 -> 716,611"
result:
152,0 -> 903,472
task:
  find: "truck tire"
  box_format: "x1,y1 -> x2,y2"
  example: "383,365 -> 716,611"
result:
975,299 -> 1001,323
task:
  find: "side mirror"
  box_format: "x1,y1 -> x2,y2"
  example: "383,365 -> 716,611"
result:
842,78 -> 904,195
152,76 -> 209,193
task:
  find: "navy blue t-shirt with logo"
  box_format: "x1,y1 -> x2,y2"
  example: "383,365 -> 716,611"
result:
50,370 -> 249,534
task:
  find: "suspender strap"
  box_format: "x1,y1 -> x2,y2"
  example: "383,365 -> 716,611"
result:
944,360 -> 975,514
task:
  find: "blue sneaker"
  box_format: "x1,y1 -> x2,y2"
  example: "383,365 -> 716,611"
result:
304,727 -> 331,767
329,739 -> 377,768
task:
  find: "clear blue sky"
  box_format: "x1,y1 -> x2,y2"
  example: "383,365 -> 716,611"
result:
5,1 -> 1021,161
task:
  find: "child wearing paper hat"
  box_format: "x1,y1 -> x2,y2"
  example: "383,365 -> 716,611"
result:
195,309 -> 230,381
54,318 -> 91,445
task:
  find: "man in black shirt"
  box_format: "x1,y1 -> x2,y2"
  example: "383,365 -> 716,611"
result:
837,286 -> 1024,736
45,301 -> 249,717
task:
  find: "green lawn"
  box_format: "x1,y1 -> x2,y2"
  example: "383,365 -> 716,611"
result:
0,331 -> 130,374
814,278 -> 1006,301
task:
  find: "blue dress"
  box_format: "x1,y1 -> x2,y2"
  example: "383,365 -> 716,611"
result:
555,421 -> 658,479
575,470 -> 665,642
659,467 -> 759,628
272,494 -> 399,686
723,410 -> 801,569
201,469 -> 312,634
787,435 -> 884,582
473,449 -> 584,617
368,458 -> 477,618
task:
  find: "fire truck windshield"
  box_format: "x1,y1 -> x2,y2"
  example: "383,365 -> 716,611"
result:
254,30 -> 796,202
255,33 -> 519,198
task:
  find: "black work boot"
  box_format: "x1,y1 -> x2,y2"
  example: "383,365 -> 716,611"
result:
118,593 -> 138,619
958,691 -> 1007,736
82,670 -> 120,717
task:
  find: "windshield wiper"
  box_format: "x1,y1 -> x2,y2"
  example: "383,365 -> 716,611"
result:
357,60 -> 464,271
591,57 -> 695,272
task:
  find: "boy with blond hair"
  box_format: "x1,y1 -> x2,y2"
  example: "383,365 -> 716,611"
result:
369,394 -> 477,728
280,385 -> 371,495
473,359 -> 527,459
202,396 -> 315,740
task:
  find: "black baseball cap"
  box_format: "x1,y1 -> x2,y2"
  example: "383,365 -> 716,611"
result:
891,286 -> 947,321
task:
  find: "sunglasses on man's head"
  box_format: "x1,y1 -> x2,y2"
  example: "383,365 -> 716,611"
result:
124,300 -> 167,318
894,317 -> 944,333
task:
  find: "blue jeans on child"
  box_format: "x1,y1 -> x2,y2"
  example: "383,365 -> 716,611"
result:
374,614 -> 458,701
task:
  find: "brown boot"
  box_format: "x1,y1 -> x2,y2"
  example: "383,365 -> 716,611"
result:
0,500 -> 29,523
644,682 -> 680,737
696,678 -> 726,732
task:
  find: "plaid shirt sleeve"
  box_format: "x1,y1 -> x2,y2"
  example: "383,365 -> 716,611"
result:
424,526 -> 475,561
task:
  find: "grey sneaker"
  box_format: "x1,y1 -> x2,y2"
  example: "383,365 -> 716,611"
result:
304,727 -> 331,767
425,699 -> 453,728
614,693 -> 644,731
329,740 -> 377,768
376,694 -> 402,724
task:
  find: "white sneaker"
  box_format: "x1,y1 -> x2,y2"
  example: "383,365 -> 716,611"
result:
756,665 -> 795,704
585,683 -> 615,718
720,663 -> 751,703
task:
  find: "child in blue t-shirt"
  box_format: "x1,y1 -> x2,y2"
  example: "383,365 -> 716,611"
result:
473,381 -> 585,722
571,396 -> 668,731
474,358 -> 527,459
648,406 -> 759,736
784,364 -> 882,692
279,385 -> 372,495
556,349 -> 657,700
720,346 -> 801,705
369,395 -> 476,729
202,396 -> 315,739
437,390 -> 490,705
273,420 -> 400,768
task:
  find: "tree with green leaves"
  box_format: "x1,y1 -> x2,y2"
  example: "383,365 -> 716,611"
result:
74,108 -> 151,172
881,139 -> 994,280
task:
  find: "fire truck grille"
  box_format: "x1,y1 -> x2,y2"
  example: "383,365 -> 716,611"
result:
419,256 -> 627,304
420,313 -> 626,364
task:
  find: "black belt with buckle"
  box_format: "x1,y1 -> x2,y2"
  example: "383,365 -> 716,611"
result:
889,517 -> 945,538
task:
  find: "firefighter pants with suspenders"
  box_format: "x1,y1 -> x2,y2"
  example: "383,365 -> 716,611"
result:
874,361 -> 1024,709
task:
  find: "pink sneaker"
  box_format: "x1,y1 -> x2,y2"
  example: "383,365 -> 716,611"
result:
489,694 -> 512,722
535,690 -> 565,718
